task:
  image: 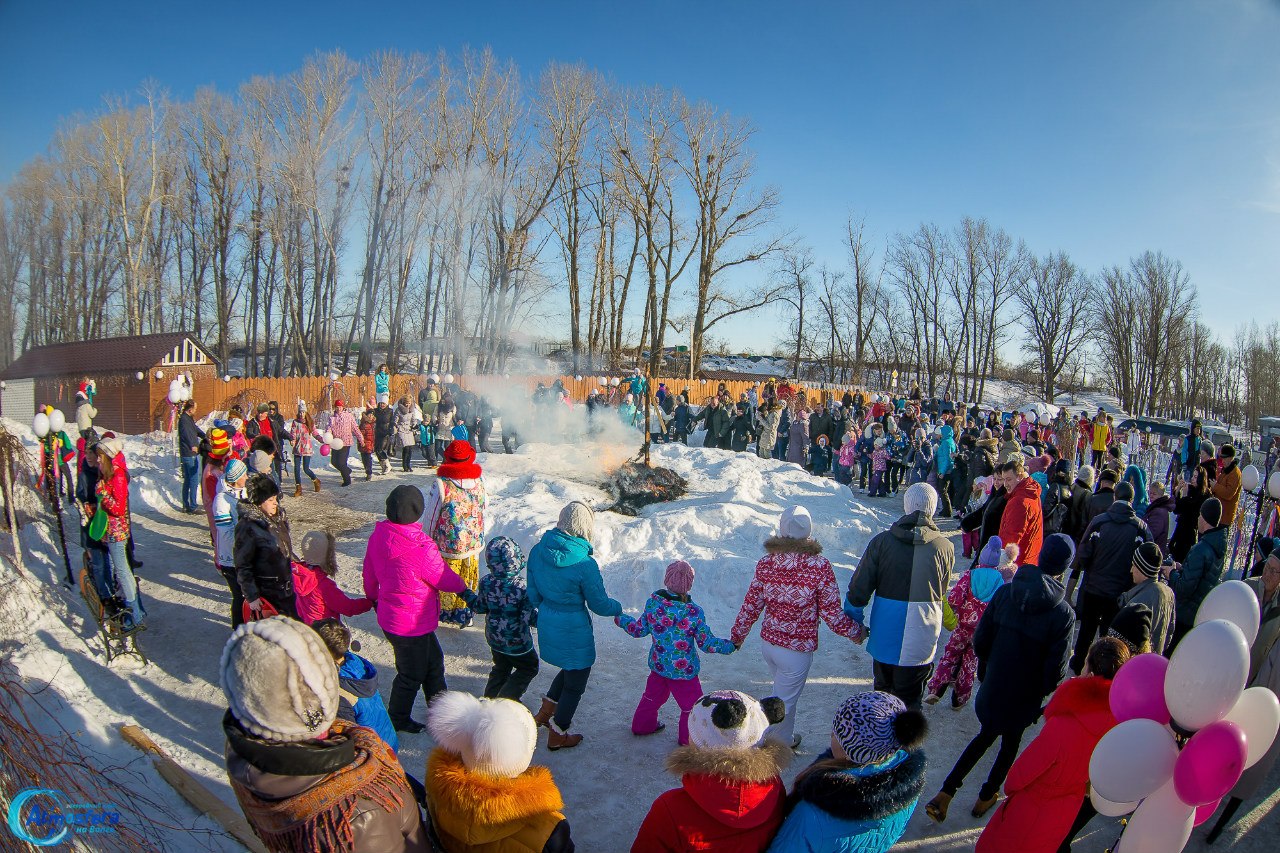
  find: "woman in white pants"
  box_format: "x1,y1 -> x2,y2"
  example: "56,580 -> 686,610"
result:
730,506 -> 865,748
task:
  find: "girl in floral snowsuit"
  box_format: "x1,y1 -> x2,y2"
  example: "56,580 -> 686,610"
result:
462,537 -> 540,701
926,536 -> 1018,708
616,560 -> 735,744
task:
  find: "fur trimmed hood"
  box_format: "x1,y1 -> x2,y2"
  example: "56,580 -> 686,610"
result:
763,536 -> 823,556
666,739 -> 793,783
426,749 -> 564,842
789,749 -> 926,822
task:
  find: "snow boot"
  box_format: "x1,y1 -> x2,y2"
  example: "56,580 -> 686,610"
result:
293,484 -> 303,498
313,479 -> 321,492
925,792 -> 951,822
546,721 -> 583,751
972,792 -> 1001,817
533,697 -> 557,728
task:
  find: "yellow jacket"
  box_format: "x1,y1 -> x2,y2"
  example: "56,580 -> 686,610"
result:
426,749 -> 568,853
1090,421 -> 1111,452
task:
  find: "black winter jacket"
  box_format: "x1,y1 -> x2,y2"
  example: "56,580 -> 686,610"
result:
1075,501 -> 1153,598
1065,481 -> 1093,543
1169,525 -> 1229,627
178,413 -> 205,458
973,565 -> 1074,733
962,488 -> 1008,558
1085,488 -> 1115,527
234,501 -> 297,615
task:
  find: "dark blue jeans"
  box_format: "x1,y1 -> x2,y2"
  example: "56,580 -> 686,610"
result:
180,455 -> 201,511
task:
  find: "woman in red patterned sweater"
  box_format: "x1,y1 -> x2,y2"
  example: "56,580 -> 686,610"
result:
730,506 -> 864,749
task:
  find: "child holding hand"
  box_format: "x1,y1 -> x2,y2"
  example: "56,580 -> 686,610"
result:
617,560 -> 735,744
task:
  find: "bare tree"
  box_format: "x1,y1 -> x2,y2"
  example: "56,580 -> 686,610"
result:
1015,251 -> 1094,402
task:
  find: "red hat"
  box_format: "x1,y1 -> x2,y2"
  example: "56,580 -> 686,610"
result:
334,400 -> 345,408
437,439 -> 481,481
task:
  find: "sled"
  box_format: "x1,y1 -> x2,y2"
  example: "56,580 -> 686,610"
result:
79,561 -> 148,665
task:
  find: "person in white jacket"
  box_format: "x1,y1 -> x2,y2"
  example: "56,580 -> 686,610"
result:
212,459 -> 249,627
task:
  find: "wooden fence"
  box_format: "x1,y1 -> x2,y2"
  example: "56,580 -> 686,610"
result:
186,374 -> 859,419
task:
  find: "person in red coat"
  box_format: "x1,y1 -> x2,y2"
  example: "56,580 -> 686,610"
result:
975,637 -> 1130,853
631,690 -> 791,853
998,458 -> 1044,567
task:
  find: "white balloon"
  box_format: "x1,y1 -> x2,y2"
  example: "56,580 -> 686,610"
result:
168,389 -> 182,404
1115,779 -> 1195,853
48,410 -> 66,433
1242,463 -> 1261,492
1270,470 -> 1280,500
1089,718 -> 1179,804
444,373 -> 455,384
429,373 -> 440,383
321,431 -> 333,444
1090,787 -> 1138,817
1165,619 -> 1250,730
1195,580 -> 1261,645
328,438 -> 345,451
574,375 -> 582,382
1223,686 -> 1280,769
32,412 -> 50,438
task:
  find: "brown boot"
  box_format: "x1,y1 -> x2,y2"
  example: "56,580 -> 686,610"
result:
313,479 -> 322,492
532,697 -> 557,728
972,792 -> 1001,817
293,484 -> 303,498
546,720 -> 583,751
925,791 -> 952,823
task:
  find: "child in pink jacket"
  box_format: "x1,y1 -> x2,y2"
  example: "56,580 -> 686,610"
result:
362,484 -> 469,733
926,536 -> 1017,708
292,530 -> 373,625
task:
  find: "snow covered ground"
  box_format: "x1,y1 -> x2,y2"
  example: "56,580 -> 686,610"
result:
4,420 -> 1274,852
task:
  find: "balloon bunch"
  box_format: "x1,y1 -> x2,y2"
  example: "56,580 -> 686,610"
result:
1089,580 -> 1280,853
165,374 -> 194,431
317,429 -> 343,459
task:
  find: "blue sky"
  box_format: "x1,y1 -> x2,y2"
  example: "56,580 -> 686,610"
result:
2,0 -> 1277,354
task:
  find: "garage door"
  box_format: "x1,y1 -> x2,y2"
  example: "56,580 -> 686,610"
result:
0,378 -> 35,424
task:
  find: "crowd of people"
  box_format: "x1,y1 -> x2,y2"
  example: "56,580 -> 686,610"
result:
44,371 -> 1280,852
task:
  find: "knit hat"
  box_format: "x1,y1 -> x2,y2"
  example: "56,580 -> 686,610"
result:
485,537 -> 526,578
256,402 -> 270,415
687,690 -> 785,751
1038,533 -> 1076,577
1133,541 -> 1163,578
427,692 -> 537,779
1107,603 -> 1153,655
1077,465 -> 1096,488
437,439 -> 481,480
979,428 -> 992,440
300,530 -> 335,570
224,458 -> 248,484
334,399 -> 345,409
558,501 -> 595,544
977,536 -> 1005,569
386,484 -> 424,524
246,473 -> 280,506
778,505 -> 814,540
903,482 -> 938,518
97,434 -> 124,459
664,560 -> 695,595
1098,468 -> 1118,485
208,427 -> 231,459
1200,497 -> 1223,527
220,616 -> 339,743
832,691 -> 928,766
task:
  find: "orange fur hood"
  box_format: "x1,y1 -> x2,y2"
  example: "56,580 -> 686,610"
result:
426,749 -> 565,846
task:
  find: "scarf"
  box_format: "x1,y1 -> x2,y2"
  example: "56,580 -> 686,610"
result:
226,715 -> 410,853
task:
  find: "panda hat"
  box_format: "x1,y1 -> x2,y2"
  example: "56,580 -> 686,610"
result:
687,690 -> 786,751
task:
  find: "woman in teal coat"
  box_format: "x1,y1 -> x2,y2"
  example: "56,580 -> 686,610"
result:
527,500 -> 622,751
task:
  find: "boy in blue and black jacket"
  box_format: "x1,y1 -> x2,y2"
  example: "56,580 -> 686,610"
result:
311,618 -> 398,751
462,537 -> 539,701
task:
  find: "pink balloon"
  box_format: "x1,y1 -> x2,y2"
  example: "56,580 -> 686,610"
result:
1174,720 -> 1248,806
319,444 -> 331,457
1110,653 -> 1172,725
1194,798 -> 1223,827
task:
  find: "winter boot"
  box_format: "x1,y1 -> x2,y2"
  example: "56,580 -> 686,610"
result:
293,484 -> 303,498
972,792 -> 1001,817
925,791 -> 952,823
546,720 -> 583,751
533,697 -> 557,728
313,479 -> 322,492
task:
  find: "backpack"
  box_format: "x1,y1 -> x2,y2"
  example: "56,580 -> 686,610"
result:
1044,484 -> 1069,534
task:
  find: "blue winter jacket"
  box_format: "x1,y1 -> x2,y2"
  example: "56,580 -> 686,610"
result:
617,590 -> 734,679
464,563 -> 538,656
336,653 -> 398,752
935,425 -> 957,476
526,528 -> 622,670
768,749 -> 926,853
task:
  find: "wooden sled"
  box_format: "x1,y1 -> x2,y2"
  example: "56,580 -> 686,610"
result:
79,559 -> 148,665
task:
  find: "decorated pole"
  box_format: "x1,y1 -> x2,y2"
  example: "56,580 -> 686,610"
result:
33,410 -> 74,587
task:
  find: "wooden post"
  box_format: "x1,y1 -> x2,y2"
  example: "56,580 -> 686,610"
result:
120,724 -> 269,853
1,431 -> 24,576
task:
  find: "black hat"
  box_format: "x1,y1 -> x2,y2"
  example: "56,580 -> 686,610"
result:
246,473 -> 281,506
386,484 -> 424,525
1038,533 -> 1076,577
1108,603 -> 1153,655
1098,468 -> 1119,485
1134,541 -> 1163,578
1201,497 -> 1224,528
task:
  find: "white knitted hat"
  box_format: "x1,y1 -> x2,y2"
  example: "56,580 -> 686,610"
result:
558,501 -> 595,544
778,505 -> 813,540
687,690 -> 785,750
220,617 -> 339,743
427,692 -> 537,778
903,482 -> 938,518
